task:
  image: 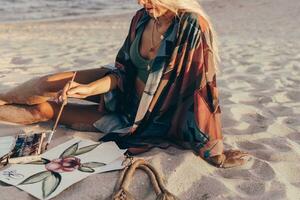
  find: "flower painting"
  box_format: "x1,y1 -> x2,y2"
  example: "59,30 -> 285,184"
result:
18,142 -> 105,198
0,139 -> 126,200
45,157 -> 82,173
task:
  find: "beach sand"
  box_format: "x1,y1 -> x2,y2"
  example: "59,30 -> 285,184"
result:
0,0 -> 300,199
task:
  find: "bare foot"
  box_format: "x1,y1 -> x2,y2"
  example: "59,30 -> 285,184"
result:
0,94 -> 8,105
0,100 -> 8,106
206,150 -> 250,168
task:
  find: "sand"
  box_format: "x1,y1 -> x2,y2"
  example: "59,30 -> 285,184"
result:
0,0 -> 300,199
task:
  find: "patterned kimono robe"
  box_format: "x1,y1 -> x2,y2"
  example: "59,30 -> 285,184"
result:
97,8 -> 224,158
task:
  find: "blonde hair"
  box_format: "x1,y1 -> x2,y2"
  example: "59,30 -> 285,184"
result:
152,0 -> 220,71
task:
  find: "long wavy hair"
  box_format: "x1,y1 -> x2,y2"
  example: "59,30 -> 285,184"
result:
151,0 -> 220,71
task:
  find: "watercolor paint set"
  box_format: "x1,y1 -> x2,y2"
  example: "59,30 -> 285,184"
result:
11,132 -> 46,157
0,131 -> 50,167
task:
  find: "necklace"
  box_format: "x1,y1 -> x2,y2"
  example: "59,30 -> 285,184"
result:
155,20 -> 166,40
149,20 -> 163,52
149,17 -> 174,52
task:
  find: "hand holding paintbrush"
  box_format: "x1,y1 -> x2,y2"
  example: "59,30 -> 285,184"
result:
45,72 -> 77,150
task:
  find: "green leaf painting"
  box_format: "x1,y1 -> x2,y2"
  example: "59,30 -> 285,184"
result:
78,166 -> 95,173
81,162 -> 105,168
74,143 -> 100,156
20,171 -> 52,185
27,158 -> 51,165
42,172 -> 61,198
59,143 -> 79,158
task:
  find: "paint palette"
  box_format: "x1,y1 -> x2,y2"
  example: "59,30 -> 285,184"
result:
0,131 -> 50,166
11,131 -> 46,158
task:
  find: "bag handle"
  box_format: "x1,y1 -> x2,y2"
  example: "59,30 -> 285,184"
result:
112,159 -> 179,200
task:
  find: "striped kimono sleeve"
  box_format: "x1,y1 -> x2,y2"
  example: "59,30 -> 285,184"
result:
193,17 -> 224,158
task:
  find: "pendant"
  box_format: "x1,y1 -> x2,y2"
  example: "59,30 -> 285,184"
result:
160,35 -> 164,40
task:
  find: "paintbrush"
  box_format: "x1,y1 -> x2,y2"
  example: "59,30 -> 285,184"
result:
45,71 -> 77,150
9,155 -> 42,164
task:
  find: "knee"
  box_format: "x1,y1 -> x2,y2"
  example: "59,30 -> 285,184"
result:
38,72 -> 73,93
33,102 -> 54,121
36,74 -> 55,92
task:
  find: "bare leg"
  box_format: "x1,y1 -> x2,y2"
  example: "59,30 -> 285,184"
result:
0,99 -> 6,106
0,101 -> 106,131
48,102 -> 106,131
0,104 -> 50,125
0,67 -> 111,105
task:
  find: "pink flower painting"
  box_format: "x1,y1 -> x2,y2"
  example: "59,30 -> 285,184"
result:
45,157 -> 81,173
18,142 -> 105,198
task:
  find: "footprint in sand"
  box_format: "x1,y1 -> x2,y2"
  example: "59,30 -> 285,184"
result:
245,66 -> 262,74
179,176 -> 229,199
257,96 -> 273,104
239,135 -> 299,161
255,138 -> 292,152
267,105 -> 294,117
217,158 -> 282,198
142,147 -> 187,177
251,149 -> 276,162
237,181 -> 265,196
286,90 -> 300,102
230,112 -> 271,135
216,168 -> 253,181
292,182 -> 300,188
286,165 -> 300,186
221,115 -> 239,129
73,58 -> 93,65
237,141 -> 267,151
287,132 -> 300,145
260,181 -> 287,200
10,57 -> 33,65
250,159 -> 276,181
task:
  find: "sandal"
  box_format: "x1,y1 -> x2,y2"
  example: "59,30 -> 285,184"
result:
205,154 -> 226,168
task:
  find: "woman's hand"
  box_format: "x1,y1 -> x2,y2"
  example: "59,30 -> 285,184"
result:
206,150 -> 250,168
57,81 -> 92,102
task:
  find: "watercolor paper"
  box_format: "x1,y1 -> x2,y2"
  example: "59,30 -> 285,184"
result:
0,138 -> 126,200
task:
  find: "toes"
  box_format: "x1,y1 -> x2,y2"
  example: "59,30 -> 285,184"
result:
222,158 -> 247,168
224,150 -> 250,158
232,152 -> 250,159
0,100 -> 8,105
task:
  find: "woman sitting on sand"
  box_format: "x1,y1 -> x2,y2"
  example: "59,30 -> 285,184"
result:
0,0 -> 249,168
